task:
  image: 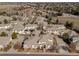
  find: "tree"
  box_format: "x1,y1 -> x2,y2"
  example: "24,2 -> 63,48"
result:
64,21 -> 74,30
71,7 -> 79,15
0,32 -> 8,36
15,12 -> 19,15
1,11 -> 7,15
12,17 -> 17,21
62,32 -> 76,52
55,19 -> 59,24
45,15 -> 48,19
47,17 -> 52,24
3,19 -> 8,24
23,22 -> 26,28
62,33 -> 72,45
11,32 -> 17,39
0,21 -> 2,24
57,12 -> 62,16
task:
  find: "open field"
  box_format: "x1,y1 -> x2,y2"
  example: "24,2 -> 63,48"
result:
58,16 -> 79,29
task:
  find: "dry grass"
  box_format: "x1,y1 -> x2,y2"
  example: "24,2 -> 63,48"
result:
57,16 -> 79,30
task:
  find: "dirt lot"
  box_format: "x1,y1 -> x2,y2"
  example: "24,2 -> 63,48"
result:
57,15 -> 79,30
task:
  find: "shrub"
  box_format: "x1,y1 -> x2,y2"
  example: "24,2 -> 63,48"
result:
23,22 -> 26,27
73,29 -> 79,33
0,32 -> 8,36
62,33 -> 72,45
57,12 -> 62,16
3,19 -> 8,24
45,15 -> 48,19
0,21 -> 2,24
12,17 -> 17,21
55,19 -> 59,24
64,21 -> 74,30
15,12 -> 19,15
47,18 -> 52,24
11,32 -> 17,39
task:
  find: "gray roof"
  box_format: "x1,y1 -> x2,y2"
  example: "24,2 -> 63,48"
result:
24,35 -> 40,48
0,37 -> 11,47
12,21 -> 24,31
39,34 -> 53,45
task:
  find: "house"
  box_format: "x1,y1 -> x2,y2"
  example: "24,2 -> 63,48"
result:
0,37 -> 12,51
23,24 -> 38,31
23,34 -> 40,50
75,41 -> 79,52
12,22 -> 24,32
36,16 -> 48,26
59,46 -> 69,54
72,36 -> 79,51
23,24 -> 38,35
44,24 -> 66,35
0,45 -> 4,51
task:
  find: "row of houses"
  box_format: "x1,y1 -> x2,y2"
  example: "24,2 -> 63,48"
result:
22,33 -> 69,53
15,24 -> 69,53
0,20 -> 79,53
18,23 -> 79,53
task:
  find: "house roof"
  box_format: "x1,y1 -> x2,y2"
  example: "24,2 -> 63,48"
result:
23,35 -> 40,48
24,24 -> 37,30
0,37 -> 11,47
12,22 -> 24,31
